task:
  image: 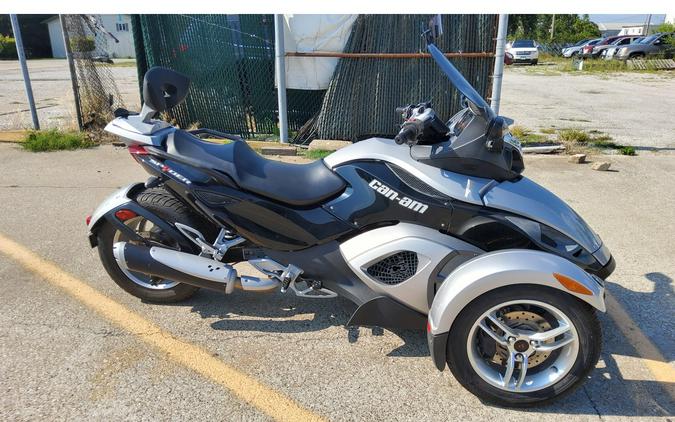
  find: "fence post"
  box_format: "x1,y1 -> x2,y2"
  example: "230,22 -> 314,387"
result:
274,14 -> 289,143
9,14 -> 40,130
59,15 -> 84,130
490,14 -> 508,115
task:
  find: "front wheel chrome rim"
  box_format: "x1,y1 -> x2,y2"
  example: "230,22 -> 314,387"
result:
467,299 -> 579,393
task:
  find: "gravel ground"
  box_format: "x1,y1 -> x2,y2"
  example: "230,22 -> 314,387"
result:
0,59 -> 140,131
501,65 -> 675,151
0,144 -> 673,420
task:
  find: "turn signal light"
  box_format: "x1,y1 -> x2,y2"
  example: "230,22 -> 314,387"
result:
128,145 -> 148,155
553,273 -> 593,295
114,209 -> 138,221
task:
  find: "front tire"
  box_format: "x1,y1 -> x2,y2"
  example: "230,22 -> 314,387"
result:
97,187 -> 203,303
446,285 -> 601,407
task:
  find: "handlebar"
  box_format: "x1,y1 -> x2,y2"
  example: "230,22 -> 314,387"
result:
394,122 -> 420,145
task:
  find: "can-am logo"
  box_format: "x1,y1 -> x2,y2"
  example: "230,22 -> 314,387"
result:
369,179 -> 429,214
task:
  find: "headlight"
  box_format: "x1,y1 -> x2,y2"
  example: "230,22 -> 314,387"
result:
505,216 -> 597,266
618,47 -> 628,55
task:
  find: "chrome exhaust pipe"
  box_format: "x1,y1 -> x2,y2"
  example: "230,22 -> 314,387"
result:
112,242 -> 279,293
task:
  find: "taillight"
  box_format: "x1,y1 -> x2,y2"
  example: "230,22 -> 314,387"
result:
128,145 -> 148,155
86,215 -> 92,226
427,320 -> 432,333
114,209 -> 138,221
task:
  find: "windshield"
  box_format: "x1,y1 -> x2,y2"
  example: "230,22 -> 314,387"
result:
588,39 -> 602,45
512,40 -> 535,48
427,43 -> 495,121
574,39 -> 589,46
640,35 -> 659,44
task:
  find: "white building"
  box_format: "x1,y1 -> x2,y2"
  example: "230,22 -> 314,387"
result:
43,15 -> 136,59
618,26 -> 646,36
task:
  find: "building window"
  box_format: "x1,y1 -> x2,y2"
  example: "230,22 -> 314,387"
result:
116,23 -> 129,32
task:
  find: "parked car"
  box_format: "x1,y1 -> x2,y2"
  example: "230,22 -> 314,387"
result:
577,38 -> 604,58
561,39 -> 591,58
602,37 -> 644,60
506,39 -> 539,65
614,33 -> 675,60
581,36 -> 625,58
592,36 -> 642,58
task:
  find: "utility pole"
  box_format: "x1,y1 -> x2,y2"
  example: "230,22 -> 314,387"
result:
273,14 -> 289,143
60,15 -> 83,130
9,14 -> 40,130
550,15 -> 556,41
645,14 -> 652,35
491,14 -> 508,115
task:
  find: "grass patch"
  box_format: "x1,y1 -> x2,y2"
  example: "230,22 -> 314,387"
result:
510,125 -> 550,145
299,149 -> 333,160
619,146 -> 636,156
559,129 -> 593,144
557,129 -> 636,155
540,127 -> 556,135
22,129 -> 96,152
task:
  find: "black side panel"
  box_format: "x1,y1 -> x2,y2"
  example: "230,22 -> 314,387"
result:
262,241 -> 377,306
326,161 -> 454,231
428,331 -> 449,371
347,296 -> 427,330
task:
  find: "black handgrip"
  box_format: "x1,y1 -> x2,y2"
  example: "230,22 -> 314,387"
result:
394,122 -> 420,145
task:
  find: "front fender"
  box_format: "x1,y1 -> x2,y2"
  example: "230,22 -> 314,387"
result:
427,249 -> 605,370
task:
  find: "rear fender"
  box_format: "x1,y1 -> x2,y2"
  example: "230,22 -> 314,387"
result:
427,249 -> 605,370
87,183 -> 192,251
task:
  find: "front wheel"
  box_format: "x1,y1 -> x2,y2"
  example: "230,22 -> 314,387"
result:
446,285 -> 601,407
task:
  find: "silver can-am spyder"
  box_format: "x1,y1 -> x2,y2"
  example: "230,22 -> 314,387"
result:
87,36 -> 615,407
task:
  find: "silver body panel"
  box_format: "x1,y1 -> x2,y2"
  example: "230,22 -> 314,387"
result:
325,137 -> 493,206
339,223 -> 483,313
326,137 -> 605,256
87,183 -> 142,231
483,177 -> 603,254
428,249 -> 606,335
104,117 -> 174,146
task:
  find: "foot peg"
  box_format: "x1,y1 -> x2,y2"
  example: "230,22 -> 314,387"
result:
249,259 -> 336,298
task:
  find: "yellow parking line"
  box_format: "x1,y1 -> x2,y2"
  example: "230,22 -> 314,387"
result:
605,291 -> 675,398
0,233 -> 325,422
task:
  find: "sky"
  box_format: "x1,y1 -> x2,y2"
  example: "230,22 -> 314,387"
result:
588,14 -> 666,25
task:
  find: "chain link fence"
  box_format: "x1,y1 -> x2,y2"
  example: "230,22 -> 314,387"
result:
296,14 -> 498,143
61,14 -> 126,130
130,14 -> 497,142
132,14 -> 324,138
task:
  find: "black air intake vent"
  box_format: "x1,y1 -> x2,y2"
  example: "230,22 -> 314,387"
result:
366,251 -> 418,285
386,163 -> 451,201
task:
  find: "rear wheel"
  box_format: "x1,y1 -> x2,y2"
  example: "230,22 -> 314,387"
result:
97,187 -> 203,303
446,285 -> 601,407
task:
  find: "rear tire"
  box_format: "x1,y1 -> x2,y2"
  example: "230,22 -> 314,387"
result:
97,187 -> 202,303
445,285 -> 601,407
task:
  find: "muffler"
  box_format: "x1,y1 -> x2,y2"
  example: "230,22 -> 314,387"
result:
112,242 -> 279,293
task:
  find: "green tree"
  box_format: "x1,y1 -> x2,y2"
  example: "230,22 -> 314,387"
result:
507,14 -> 600,44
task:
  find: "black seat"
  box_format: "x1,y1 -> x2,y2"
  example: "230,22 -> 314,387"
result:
166,130 -> 346,207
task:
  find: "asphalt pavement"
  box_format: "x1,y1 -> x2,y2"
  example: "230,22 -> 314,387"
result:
0,143 -> 673,420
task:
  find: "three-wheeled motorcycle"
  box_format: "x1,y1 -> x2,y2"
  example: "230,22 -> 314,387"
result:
87,32 -> 614,406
